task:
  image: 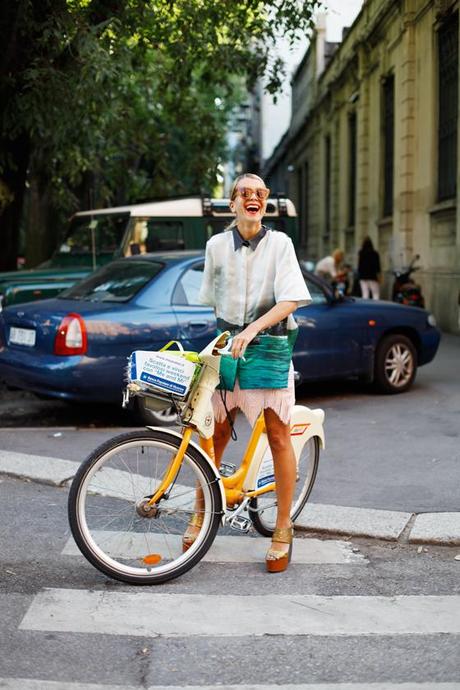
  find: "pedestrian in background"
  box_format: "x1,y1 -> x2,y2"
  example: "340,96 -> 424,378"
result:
358,236 -> 381,299
315,248 -> 345,283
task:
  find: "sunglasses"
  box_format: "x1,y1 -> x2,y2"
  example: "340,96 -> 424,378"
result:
234,186 -> 270,201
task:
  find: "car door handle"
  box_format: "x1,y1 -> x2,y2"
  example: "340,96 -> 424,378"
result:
188,321 -> 209,329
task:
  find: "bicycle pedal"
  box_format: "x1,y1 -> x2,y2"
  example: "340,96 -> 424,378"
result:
229,515 -> 251,533
220,462 -> 237,477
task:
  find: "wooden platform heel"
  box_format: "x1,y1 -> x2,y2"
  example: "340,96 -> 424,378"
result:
265,526 -> 293,573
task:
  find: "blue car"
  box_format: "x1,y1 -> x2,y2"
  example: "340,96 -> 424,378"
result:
0,251 -> 441,425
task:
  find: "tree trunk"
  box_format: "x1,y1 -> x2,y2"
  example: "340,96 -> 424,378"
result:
0,134 -> 30,271
25,175 -> 67,268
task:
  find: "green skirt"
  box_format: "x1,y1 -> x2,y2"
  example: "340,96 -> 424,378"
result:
218,330 -> 297,391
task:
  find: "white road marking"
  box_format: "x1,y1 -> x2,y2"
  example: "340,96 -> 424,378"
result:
1,681 -> 459,690
19,589 -> 460,637
0,680 -> 459,690
62,533 -> 366,564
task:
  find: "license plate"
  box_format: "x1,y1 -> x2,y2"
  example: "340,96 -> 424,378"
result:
9,326 -> 36,347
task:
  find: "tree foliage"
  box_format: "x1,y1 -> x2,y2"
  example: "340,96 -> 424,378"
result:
0,0 -> 320,268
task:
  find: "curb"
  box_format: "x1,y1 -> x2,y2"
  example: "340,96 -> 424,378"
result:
1,450 -> 460,546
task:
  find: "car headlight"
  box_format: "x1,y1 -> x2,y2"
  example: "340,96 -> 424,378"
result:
427,313 -> 437,327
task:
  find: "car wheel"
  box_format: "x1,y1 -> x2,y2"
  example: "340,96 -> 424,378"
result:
374,334 -> 417,394
135,397 -> 179,427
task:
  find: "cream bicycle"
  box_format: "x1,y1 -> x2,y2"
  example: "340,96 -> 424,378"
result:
68,332 -> 325,584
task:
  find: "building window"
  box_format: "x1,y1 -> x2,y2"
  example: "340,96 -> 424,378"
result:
324,135 -> 331,238
437,13 -> 458,201
382,74 -> 394,217
348,112 -> 357,227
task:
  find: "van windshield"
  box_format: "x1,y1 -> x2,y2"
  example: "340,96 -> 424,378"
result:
52,213 -> 130,267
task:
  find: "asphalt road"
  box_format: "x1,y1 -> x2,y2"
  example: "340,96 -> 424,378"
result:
1,336 -> 460,688
0,475 -> 459,688
0,334 -> 458,514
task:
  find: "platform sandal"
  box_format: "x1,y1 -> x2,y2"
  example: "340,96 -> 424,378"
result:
265,526 -> 293,573
182,513 -> 204,553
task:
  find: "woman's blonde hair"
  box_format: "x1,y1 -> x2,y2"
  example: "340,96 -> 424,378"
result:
226,172 -> 267,231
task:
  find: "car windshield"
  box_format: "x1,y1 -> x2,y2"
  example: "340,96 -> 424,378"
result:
60,260 -> 163,303
53,213 -> 130,265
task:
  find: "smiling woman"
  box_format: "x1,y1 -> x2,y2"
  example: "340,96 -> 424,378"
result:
185,172 -> 313,572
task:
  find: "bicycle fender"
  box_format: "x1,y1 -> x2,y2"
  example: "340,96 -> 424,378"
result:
145,426 -> 227,516
290,405 -> 325,449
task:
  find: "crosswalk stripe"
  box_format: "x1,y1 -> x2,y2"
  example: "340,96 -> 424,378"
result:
1,681 -> 459,690
1,681 -> 460,690
62,533 -> 366,564
19,590 -> 460,638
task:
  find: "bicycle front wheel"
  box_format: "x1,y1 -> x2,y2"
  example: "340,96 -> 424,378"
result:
68,430 -> 222,584
249,436 -> 320,537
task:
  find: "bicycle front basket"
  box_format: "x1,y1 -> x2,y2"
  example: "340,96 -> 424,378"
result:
127,348 -> 201,400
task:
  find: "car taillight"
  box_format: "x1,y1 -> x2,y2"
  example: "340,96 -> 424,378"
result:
54,313 -> 87,355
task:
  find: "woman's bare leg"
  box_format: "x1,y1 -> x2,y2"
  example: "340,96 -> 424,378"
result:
264,407 -> 296,554
213,409 -> 237,466
184,411 -> 237,540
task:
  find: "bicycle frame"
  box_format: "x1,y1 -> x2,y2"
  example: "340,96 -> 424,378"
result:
145,404 -> 325,524
199,413 -> 273,507
140,332 -> 325,523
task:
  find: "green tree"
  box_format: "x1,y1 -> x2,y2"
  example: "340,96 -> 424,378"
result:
0,0 -> 320,270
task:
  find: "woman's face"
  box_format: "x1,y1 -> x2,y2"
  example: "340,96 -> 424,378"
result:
230,176 -> 269,224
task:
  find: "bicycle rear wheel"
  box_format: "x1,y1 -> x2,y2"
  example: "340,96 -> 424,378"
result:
249,436 -> 320,537
68,429 -> 222,584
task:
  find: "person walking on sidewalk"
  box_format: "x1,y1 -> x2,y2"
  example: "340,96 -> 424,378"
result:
358,236 -> 381,299
184,172 -> 311,573
315,248 -> 345,284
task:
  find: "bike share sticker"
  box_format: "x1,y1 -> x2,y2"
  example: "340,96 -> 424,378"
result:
290,423 -> 311,436
256,448 -> 275,488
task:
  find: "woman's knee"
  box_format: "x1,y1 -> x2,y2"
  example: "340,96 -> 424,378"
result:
213,415 -> 234,447
265,413 -> 291,453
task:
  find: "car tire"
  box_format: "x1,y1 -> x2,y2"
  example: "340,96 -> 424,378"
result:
135,397 -> 179,427
374,334 -> 417,394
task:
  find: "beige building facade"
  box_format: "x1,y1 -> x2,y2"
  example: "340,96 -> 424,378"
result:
264,0 -> 460,333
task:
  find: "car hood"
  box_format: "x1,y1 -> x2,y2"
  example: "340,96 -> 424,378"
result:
0,267 -> 90,288
349,296 -> 429,315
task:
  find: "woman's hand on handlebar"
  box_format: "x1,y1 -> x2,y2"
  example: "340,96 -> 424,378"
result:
231,324 -> 259,360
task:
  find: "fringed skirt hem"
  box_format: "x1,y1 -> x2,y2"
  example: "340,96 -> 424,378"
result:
211,365 -> 295,427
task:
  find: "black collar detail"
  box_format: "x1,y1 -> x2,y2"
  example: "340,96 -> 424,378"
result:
232,226 -> 267,252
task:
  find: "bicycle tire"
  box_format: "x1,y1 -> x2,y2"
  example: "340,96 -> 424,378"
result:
249,436 -> 320,537
68,429 -> 223,584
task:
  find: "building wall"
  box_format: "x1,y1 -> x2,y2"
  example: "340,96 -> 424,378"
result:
264,0 -> 460,333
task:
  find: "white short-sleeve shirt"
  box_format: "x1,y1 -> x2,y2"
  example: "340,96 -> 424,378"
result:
198,228 -> 311,331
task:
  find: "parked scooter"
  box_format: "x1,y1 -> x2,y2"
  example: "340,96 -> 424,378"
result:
392,255 -> 425,308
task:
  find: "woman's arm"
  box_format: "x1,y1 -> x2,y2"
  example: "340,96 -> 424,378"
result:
230,301 -> 297,359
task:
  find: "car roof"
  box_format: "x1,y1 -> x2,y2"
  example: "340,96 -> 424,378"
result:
118,250 -> 204,264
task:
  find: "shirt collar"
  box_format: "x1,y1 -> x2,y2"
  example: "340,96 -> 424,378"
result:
232,225 -> 267,251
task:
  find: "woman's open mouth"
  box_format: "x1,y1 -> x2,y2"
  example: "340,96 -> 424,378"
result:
244,202 -> 261,216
